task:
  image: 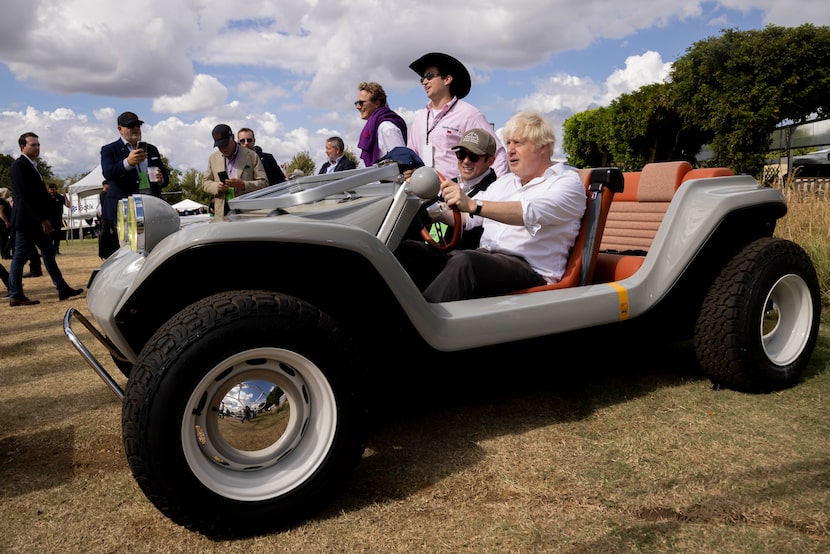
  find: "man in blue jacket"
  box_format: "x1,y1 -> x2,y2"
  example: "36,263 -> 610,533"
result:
99,111 -> 169,258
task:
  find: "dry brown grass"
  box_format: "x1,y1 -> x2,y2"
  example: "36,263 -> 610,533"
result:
1,239 -> 829,553
774,183 -> 830,310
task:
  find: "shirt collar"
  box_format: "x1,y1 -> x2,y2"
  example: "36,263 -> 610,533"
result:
223,143 -> 240,161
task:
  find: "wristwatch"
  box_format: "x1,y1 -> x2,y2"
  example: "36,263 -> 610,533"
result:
473,199 -> 483,216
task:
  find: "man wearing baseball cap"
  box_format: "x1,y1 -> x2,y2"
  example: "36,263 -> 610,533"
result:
202,124 -> 267,216
396,112 -> 585,302
409,128 -> 499,249
99,111 -> 169,258
406,52 -> 507,180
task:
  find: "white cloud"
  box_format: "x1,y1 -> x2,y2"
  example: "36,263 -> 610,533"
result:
0,1 -> 825,177
601,51 -> 672,105
153,74 -> 228,114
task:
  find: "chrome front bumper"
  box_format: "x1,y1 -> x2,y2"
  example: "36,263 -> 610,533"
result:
63,308 -> 128,400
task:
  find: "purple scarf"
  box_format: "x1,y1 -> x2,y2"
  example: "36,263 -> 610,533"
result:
358,106 -> 408,167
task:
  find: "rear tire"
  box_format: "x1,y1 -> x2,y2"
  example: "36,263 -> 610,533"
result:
694,237 -> 820,392
122,291 -> 368,536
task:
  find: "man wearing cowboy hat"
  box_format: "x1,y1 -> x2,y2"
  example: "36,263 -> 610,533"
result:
407,52 -> 508,180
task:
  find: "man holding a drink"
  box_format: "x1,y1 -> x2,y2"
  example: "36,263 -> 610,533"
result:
99,111 -> 170,258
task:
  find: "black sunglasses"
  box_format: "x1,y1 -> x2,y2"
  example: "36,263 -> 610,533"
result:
421,71 -> 442,83
354,100 -> 367,108
239,138 -> 255,143
455,150 -> 484,163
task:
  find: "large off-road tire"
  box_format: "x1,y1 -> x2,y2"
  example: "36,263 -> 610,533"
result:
694,237 -> 820,393
122,291 -> 368,537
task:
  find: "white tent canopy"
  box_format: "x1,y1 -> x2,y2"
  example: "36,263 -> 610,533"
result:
172,198 -> 207,212
65,165 -> 105,241
68,165 -> 105,198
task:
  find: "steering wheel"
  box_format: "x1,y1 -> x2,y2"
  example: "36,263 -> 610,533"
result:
420,206 -> 463,252
411,169 -> 462,251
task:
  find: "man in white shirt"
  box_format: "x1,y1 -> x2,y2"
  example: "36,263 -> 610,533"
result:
396,112 -> 586,302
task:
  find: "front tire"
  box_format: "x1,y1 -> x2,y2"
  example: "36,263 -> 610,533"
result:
694,237 -> 821,392
122,291 -> 367,536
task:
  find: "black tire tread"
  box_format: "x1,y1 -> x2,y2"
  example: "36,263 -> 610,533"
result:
122,290 -> 366,536
694,237 -> 820,392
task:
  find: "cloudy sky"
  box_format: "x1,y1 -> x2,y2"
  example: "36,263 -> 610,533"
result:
0,0 -> 827,180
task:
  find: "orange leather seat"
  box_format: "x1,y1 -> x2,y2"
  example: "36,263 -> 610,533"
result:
513,167 -> 623,294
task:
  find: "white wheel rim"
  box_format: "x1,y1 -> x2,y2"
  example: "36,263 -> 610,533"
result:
760,274 -> 813,366
180,347 -> 337,501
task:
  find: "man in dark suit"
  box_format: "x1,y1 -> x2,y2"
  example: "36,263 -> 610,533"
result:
7,132 -> 83,306
318,136 -> 357,174
237,127 -> 286,185
99,111 -> 169,258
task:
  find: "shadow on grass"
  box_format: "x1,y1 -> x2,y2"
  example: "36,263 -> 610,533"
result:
0,386 -> 120,438
313,324 -> 830,530
0,427 -> 76,498
313,334 -> 708,520
565,457 -> 830,553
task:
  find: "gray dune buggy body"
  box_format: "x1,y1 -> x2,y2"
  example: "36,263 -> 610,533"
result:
63,161 -> 821,536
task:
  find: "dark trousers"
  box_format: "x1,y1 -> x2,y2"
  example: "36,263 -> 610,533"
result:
0,226 -> 10,259
98,219 -> 119,259
8,228 -> 71,300
394,240 -> 545,302
50,226 -> 62,253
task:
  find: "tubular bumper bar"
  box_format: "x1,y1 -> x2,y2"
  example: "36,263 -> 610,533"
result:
63,308 -> 127,401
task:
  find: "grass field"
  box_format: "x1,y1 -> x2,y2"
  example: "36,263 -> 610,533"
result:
1,231 -> 828,553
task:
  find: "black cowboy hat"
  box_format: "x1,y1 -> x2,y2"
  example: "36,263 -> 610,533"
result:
409,52 -> 472,99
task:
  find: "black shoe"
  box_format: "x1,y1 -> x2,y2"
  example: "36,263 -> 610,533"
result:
10,296 -> 40,306
23,271 -> 43,278
58,287 -> 83,301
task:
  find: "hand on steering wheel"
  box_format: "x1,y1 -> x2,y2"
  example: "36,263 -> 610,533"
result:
418,171 -> 463,251
420,207 -> 462,251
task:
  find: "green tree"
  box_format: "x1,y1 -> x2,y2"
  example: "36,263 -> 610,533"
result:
671,24 -> 830,175
285,151 -> 316,177
0,153 -> 13,190
609,82 -> 706,170
344,146 -> 360,167
562,108 -> 614,168
170,168 -> 212,206
159,155 -> 184,202
36,157 -> 56,185
264,385 -> 285,411
563,83 -> 709,172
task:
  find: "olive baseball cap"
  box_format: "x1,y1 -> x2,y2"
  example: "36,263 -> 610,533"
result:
452,128 -> 496,156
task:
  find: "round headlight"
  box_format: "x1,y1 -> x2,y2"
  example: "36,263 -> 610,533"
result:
127,195 -> 141,251
116,198 -> 129,243
125,194 -> 180,255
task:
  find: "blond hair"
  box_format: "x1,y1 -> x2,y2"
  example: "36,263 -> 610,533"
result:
502,112 -> 556,154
